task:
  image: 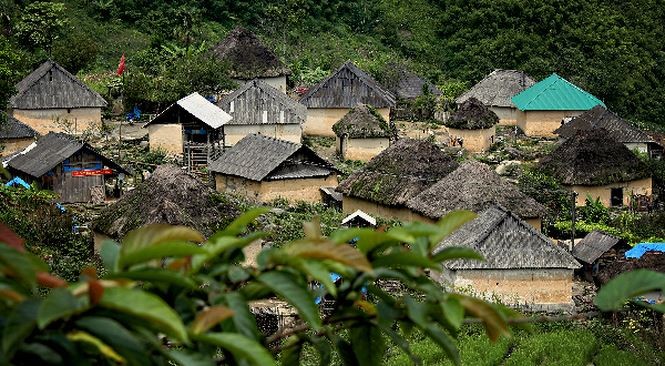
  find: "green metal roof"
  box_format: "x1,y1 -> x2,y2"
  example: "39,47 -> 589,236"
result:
511,73 -> 605,111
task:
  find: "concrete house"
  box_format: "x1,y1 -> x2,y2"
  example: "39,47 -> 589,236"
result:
336,139 -> 459,221
444,97 -> 499,153
431,205 -> 580,311
555,105 -> 658,156
212,27 -> 290,92
210,134 -> 338,203
381,64 -> 441,121
406,161 -> 547,231
9,60 -> 107,135
0,114 -> 38,156
3,132 -> 128,203
218,79 -> 305,145
332,104 -> 395,161
456,70 -> 535,125
143,92 -> 232,165
512,73 -> 605,137
299,61 -> 395,137
540,131 -> 652,207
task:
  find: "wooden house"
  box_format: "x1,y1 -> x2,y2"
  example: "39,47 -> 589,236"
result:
572,231 -> 630,282
555,105 -> 659,156
218,79 -> 305,145
431,205 -> 580,311
143,92 -> 232,165
0,114 -> 37,156
336,139 -> 459,221
406,161 -> 547,231
332,104 -> 395,161
209,134 -> 338,203
212,27 -> 290,92
299,61 -> 395,137
512,73 -> 605,137
381,64 -> 441,121
9,60 -> 107,135
456,70 -> 535,125
444,97 -> 499,152
92,164 -> 239,251
540,131 -> 652,207
3,132 -> 128,203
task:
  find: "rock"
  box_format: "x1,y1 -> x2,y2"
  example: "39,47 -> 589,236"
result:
495,160 -> 521,176
139,141 -> 149,149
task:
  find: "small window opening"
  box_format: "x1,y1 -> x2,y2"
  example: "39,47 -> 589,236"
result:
610,188 -> 623,207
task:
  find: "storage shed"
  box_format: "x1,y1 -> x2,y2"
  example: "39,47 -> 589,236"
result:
299,61 -> 395,137
444,97 -> 499,152
210,134 -> 338,203
212,27 -> 290,92
0,114 -> 38,156
218,79 -> 305,145
332,104 -> 395,161
572,231 -> 630,282
9,60 -> 107,135
337,139 -> 458,221
3,132 -> 128,203
512,73 -> 605,137
431,205 -> 580,311
456,70 -> 535,125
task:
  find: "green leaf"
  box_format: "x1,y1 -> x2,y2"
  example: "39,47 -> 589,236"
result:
100,240 -> 120,273
595,269 -> 665,311
37,288 -> 86,329
441,297 -> 464,331
432,210 -> 477,244
376,323 -> 420,365
372,252 -> 440,270
119,241 -> 206,269
190,306 -> 235,335
456,295 -> 509,341
311,335 -> 332,366
191,232 -> 265,272
0,245 -> 39,289
67,331 -> 125,363
432,247 -> 483,263
280,336 -> 302,366
223,292 -> 261,340
168,349 -> 215,366
283,239 -> 372,272
19,343 -> 63,364
217,207 -> 270,236
120,224 -> 204,267
258,271 -> 322,330
194,333 -> 275,366
107,269 -> 197,288
350,324 -> 385,366
299,260 -> 337,296
2,299 -> 39,357
76,316 -> 151,365
99,287 -> 189,343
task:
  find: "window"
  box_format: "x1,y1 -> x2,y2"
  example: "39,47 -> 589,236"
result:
262,111 -> 268,124
230,101 -> 234,113
610,188 -> 623,207
279,110 -> 285,124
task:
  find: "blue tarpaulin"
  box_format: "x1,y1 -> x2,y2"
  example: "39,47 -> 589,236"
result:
5,177 -> 30,189
625,243 -> 665,259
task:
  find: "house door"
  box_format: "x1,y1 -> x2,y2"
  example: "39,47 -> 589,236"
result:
610,188 -> 623,207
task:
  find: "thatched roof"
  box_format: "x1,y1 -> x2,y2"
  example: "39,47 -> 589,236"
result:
540,130 -> 651,186
219,79 -> 306,125
332,104 -> 395,138
555,106 -> 654,144
0,114 -> 37,139
336,139 -> 458,207
444,98 -> 499,130
299,61 -> 396,109
407,161 -> 546,220
93,165 -> 239,238
209,134 -> 337,181
212,27 -> 290,79
144,92 -> 232,129
381,64 -> 441,100
436,205 -> 580,270
456,70 -> 535,108
572,231 -> 625,265
10,60 -> 107,110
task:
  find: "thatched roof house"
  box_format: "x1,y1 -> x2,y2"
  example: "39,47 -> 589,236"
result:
381,64 -> 440,100
218,79 -> 306,145
93,165 -> 238,247
540,131 -> 652,207
299,61 -> 396,137
431,205 -> 580,310
445,98 -> 499,152
212,27 -> 290,91
456,70 -> 535,125
209,134 -> 338,203
9,60 -> 107,134
407,161 -> 546,230
555,105 -> 657,155
332,104 -> 395,161
0,114 -> 38,156
337,139 -> 458,220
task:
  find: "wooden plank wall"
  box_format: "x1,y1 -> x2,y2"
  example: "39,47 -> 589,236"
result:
302,67 -> 393,109
220,86 -> 305,126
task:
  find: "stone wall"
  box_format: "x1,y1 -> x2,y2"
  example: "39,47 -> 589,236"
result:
304,107 -> 391,137
224,124 -> 302,146
517,110 -> 584,137
490,106 -> 519,126
447,126 -> 496,153
337,136 -> 390,161
570,177 -> 652,207
11,108 -> 102,135
0,138 -> 34,156
215,174 -> 338,203
148,124 -> 183,155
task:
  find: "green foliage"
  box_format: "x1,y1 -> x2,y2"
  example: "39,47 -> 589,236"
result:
260,200 -> 344,245
504,330 -> 597,366
577,196 -> 610,225
595,270 -> 665,313
0,35 -> 26,109
518,169 -> 571,233
593,345 -> 647,366
14,2 -> 67,53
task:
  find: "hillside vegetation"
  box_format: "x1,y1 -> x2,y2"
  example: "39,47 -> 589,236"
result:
1,0 -> 664,127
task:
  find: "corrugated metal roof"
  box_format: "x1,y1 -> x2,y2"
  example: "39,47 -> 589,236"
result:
572,231 -> 622,264
511,73 -> 605,111
342,210 -> 376,226
144,92 -> 232,129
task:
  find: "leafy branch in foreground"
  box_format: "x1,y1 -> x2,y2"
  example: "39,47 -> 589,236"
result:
0,209 -> 522,365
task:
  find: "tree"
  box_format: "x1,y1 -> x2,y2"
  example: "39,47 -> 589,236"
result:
14,1 -> 67,54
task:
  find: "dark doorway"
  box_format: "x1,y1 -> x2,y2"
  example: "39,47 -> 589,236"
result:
610,188 -> 623,207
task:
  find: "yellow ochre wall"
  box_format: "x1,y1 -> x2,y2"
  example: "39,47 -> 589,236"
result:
0,138 -> 35,156
336,136 -> 390,161
516,110 -> 584,137
304,108 -> 391,137
148,124 -> 184,155
11,108 -> 102,135
341,196 -> 422,222
569,177 -> 652,207
215,174 -> 338,203
224,124 -> 302,146
447,126 -> 496,153
490,106 -> 519,126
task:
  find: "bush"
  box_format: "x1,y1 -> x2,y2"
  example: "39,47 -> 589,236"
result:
504,330 -> 597,366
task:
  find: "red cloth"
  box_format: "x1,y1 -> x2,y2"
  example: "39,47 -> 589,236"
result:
116,53 -> 126,76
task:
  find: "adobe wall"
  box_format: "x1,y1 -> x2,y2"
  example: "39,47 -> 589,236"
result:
224,124 -> 302,146
0,138 -> 34,156
447,126 -> 495,153
525,217 -> 542,232
336,136 -> 390,161
490,106 -> 518,126
517,110 -> 584,137
148,124 -> 183,155
11,108 -> 102,135
304,108 -> 391,137
570,177 -> 652,207
215,174 -> 338,203
342,196 -> 419,222
624,142 -> 649,154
